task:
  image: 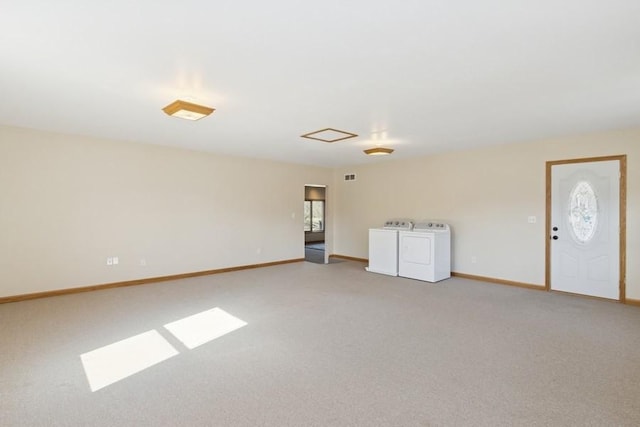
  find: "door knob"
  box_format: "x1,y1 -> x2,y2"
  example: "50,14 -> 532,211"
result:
553,226 -> 558,231
552,235 -> 559,240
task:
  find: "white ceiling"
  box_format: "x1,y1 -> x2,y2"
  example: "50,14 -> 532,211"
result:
1,1 -> 639,168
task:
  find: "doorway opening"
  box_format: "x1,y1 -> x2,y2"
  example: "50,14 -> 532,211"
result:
304,185 -> 326,264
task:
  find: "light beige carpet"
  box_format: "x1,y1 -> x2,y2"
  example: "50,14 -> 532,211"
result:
1,260 -> 639,426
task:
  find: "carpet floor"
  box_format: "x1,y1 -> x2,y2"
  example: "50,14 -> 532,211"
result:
1,260 -> 640,426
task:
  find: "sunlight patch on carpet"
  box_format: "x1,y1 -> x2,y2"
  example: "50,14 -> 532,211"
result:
80,330 -> 179,392
163,307 -> 248,349
79,307 -> 248,392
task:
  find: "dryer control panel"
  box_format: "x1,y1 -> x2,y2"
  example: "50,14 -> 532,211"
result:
383,219 -> 414,230
413,222 -> 450,232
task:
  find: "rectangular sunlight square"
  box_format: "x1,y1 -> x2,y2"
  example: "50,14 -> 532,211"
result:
164,307 -> 247,350
80,330 -> 179,392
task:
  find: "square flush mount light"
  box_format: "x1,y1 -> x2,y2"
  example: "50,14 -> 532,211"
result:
364,147 -> 394,155
162,100 -> 215,121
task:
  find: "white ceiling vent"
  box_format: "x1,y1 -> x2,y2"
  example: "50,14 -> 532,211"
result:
344,174 -> 356,181
301,128 -> 358,143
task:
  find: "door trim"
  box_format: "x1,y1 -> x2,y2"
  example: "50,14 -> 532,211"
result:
545,155 -> 627,302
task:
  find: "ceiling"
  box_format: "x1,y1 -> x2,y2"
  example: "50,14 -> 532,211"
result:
1,1 -> 639,168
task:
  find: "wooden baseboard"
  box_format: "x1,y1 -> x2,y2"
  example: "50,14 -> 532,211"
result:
6,258 -> 633,307
0,258 -> 304,304
329,254 -> 368,263
327,259 -> 547,290
451,272 -> 545,291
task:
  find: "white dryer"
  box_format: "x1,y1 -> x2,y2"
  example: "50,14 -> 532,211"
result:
366,219 -> 413,276
398,222 -> 451,282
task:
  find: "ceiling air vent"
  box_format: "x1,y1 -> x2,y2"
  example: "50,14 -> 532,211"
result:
301,128 -> 358,143
344,174 -> 356,181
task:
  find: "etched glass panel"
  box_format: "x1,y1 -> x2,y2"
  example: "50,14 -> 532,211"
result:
568,181 -> 598,244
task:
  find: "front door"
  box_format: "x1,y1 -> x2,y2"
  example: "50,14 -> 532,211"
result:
548,157 -> 624,300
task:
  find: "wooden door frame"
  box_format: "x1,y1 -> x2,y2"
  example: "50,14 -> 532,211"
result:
545,155 -> 627,302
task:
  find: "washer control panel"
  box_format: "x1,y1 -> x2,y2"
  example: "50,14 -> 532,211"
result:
413,222 -> 450,232
383,219 -> 414,230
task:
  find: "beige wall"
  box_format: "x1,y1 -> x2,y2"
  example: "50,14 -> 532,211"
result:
2,125 -> 638,300
332,129 -> 640,298
0,126 -> 332,297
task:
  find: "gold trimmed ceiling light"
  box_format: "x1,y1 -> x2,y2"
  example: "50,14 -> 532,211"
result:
363,147 -> 394,156
162,100 -> 215,121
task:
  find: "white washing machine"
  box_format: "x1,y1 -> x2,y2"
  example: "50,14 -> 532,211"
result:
366,219 -> 413,276
398,222 -> 451,282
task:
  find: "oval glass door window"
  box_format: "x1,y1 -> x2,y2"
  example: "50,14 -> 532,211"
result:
568,180 -> 598,244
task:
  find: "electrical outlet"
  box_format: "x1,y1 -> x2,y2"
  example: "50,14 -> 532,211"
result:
112,256 -> 119,265
106,257 -> 113,266
471,256 -> 477,264
528,216 -> 537,224
139,258 -> 146,266
256,247 -> 262,254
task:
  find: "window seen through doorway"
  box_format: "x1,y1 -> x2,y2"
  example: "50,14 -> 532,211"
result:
304,200 -> 324,232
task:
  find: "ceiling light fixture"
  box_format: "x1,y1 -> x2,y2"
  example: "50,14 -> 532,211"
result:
162,100 -> 215,121
363,147 -> 394,156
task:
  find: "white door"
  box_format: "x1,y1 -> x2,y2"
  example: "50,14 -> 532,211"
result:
550,160 -> 620,299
